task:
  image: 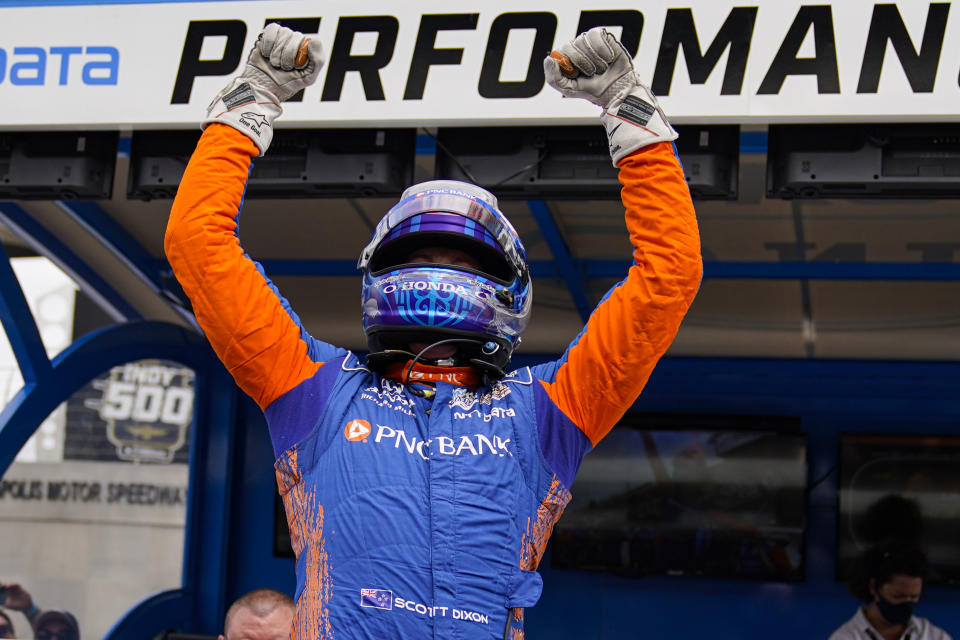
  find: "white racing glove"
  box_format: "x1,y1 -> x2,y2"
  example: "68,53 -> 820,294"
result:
544,28 -> 677,166
204,24 -> 326,155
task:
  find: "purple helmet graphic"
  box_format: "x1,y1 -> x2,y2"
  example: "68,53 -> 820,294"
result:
358,180 -> 532,374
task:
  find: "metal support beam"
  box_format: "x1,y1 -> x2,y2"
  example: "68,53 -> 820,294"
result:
0,321 -> 206,487
255,259 -> 569,279
55,200 -> 198,327
182,362 -> 239,635
249,258 -> 960,282
257,259 -> 358,276
526,200 -> 593,321
0,202 -> 141,320
703,261 -> 960,281
0,241 -> 52,384
585,260 -> 960,281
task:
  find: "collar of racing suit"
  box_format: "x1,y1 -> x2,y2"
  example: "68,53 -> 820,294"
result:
383,360 -> 483,389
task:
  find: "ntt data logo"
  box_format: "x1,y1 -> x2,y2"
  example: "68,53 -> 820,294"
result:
344,419 -> 372,442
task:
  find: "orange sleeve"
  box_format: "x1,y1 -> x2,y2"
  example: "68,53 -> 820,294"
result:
539,141 -> 703,445
164,124 -> 322,410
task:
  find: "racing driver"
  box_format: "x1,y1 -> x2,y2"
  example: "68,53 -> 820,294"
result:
165,24 -> 702,639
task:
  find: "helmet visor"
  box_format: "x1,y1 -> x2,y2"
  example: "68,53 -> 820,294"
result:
363,267 -> 531,339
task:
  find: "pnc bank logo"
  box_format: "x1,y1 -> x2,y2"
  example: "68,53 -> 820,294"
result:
344,419 -> 372,441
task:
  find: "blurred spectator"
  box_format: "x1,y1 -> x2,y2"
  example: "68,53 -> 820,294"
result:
0,582 -> 79,640
220,589 -> 293,640
34,610 -> 80,640
0,610 -> 14,639
857,494 -> 924,548
829,540 -> 951,640
0,582 -> 41,629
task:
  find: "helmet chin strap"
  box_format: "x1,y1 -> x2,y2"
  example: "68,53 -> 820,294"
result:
403,337 -> 495,397
467,357 -> 507,382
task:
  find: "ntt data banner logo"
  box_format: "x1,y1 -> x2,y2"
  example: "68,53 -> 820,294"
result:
0,46 -> 118,86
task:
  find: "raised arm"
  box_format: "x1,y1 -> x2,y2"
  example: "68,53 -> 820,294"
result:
534,29 -> 702,447
164,26 -> 335,410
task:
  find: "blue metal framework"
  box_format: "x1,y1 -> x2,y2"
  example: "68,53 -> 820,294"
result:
32,196 -> 959,325
54,202 -> 162,291
0,313 -> 236,636
0,202 -> 140,321
223,257 -> 960,280
530,354 -> 960,640
245,258 -> 960,281
0,217 -> 239,637
0,241 -> 51,389
526,199 -> 594,321
51,201 -> 200,328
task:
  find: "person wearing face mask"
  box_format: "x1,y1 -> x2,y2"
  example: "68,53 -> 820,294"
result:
829,541 -> 952,640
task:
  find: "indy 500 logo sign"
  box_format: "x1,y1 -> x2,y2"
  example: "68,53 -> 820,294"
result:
85,360 -> 195,464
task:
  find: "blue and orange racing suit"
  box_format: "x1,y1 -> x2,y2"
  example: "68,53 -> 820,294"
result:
165,124 -> 702,639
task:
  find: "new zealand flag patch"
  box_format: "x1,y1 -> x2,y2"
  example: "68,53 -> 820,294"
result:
360,588 -> 393,610
617,94 -> 655,127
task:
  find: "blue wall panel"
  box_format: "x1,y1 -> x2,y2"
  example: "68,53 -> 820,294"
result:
224,394 -> 296,601
525,357 -> 960,639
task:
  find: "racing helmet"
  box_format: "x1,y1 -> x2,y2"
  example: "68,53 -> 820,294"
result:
358,180 -> 532,375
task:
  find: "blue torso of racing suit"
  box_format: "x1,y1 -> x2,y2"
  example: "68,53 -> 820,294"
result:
269,355 -> 577,638
164,124 -> 702,639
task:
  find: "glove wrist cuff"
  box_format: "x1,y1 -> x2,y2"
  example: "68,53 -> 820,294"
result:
601,84 -> 678,166
203,80 -> 282,156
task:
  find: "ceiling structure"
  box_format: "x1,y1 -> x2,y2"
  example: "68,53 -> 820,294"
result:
2,125 -> 960,363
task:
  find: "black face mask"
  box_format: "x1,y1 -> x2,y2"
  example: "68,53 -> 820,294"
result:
876,596 -> 916,625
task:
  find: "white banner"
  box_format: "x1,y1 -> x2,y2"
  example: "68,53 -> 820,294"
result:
1,0 -> 959,128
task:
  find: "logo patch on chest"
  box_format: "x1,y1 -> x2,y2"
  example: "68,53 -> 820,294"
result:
449,382 -> 511,411
344,419 -> 372,441
360,379 -> 416,416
